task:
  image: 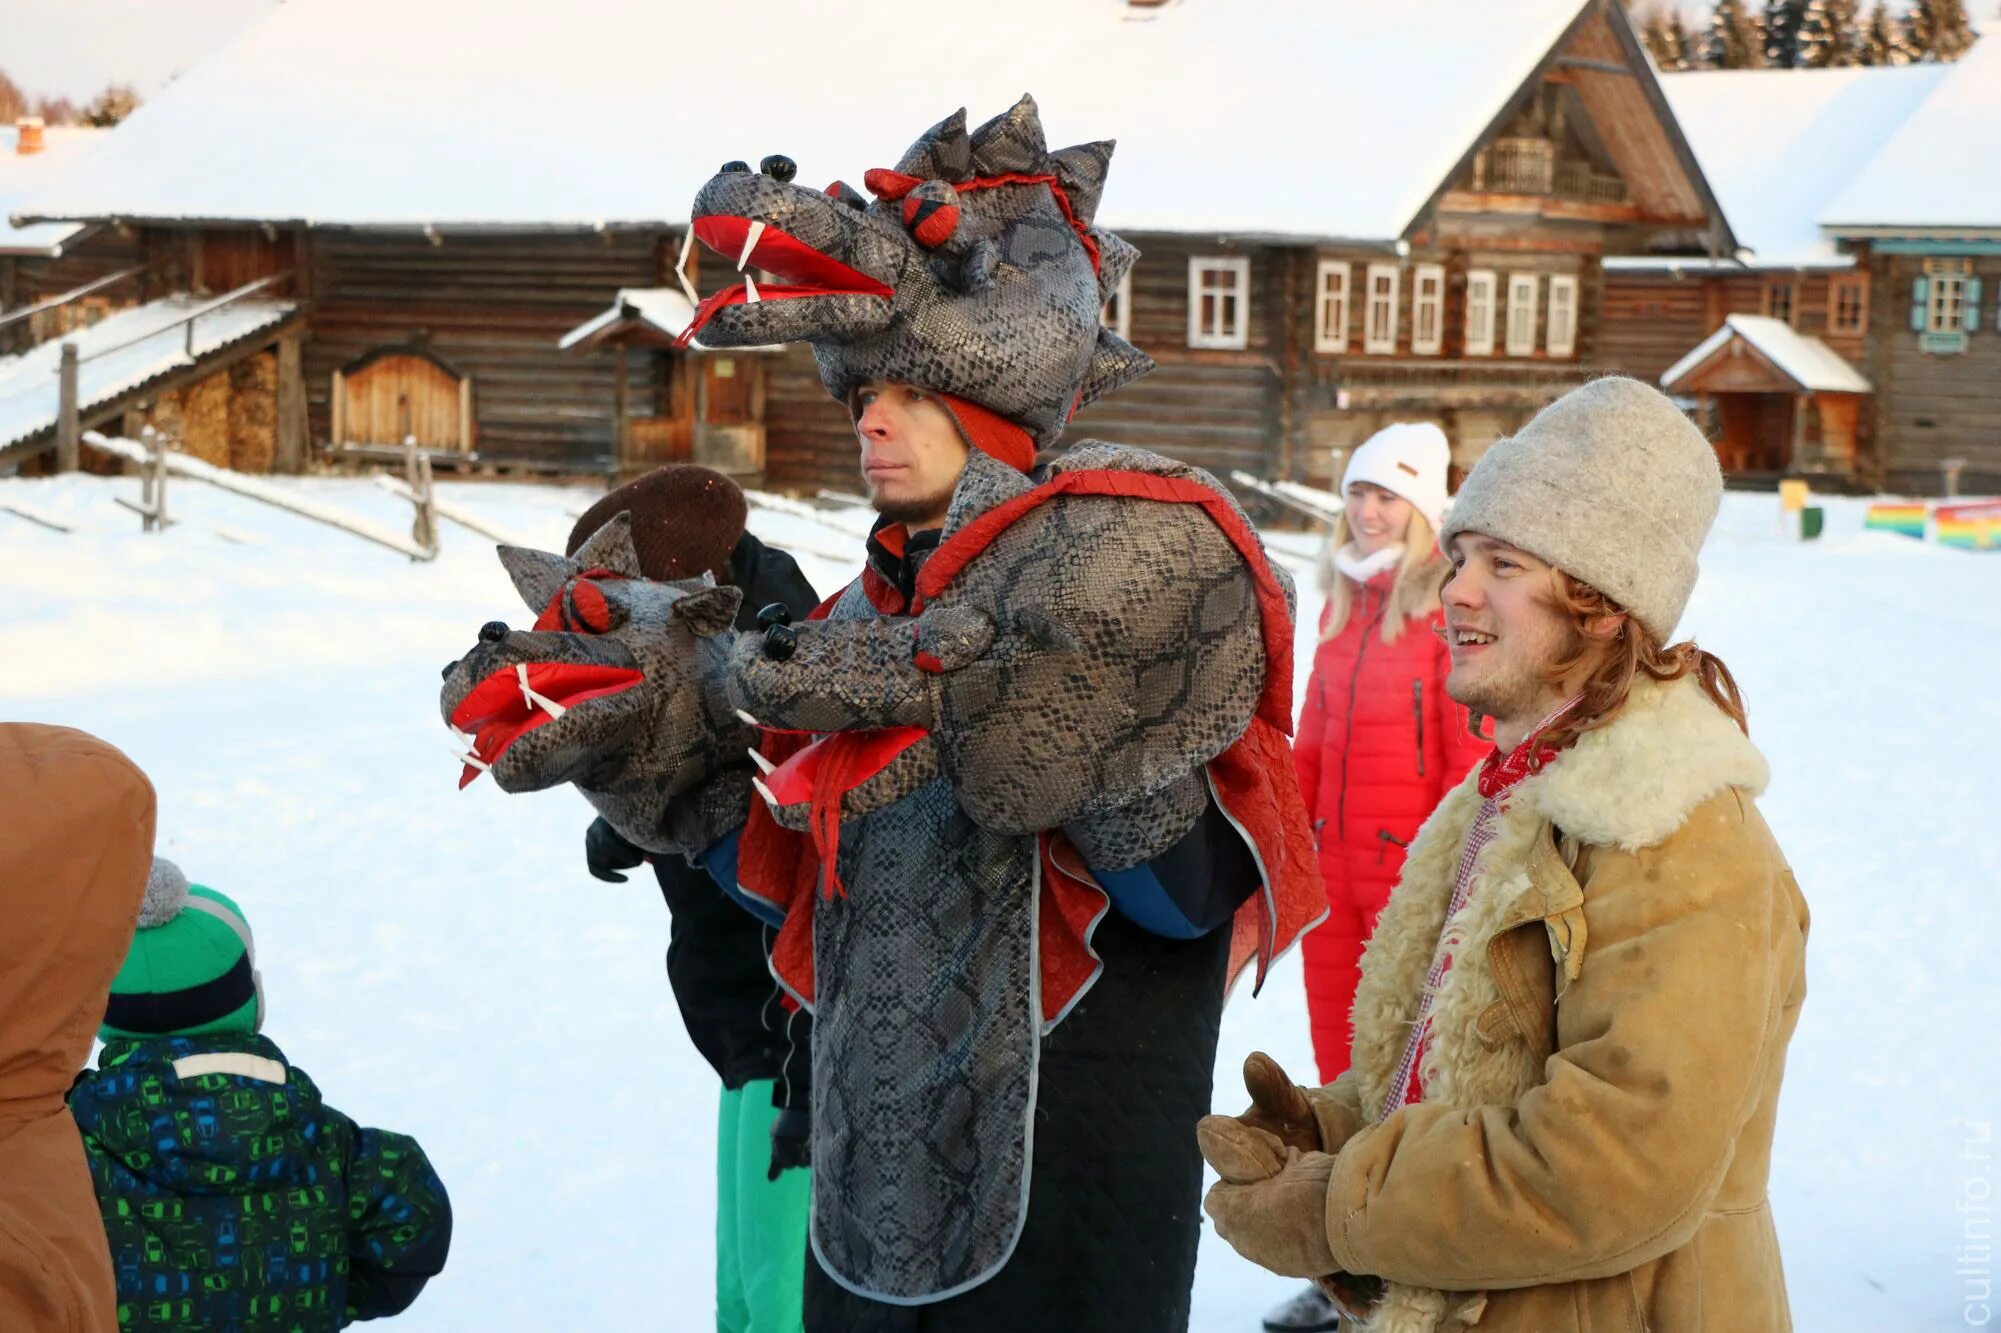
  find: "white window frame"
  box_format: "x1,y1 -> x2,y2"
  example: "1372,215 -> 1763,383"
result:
1926,272 -> 1966,334
1465,269 -> 1497,356
1411,264 -> 1446,356
1546,274 -> 1579,358
1314,260 -> 1350,353
1101,267 -> 1132,341
1187,256 -> 1250,350
1505,273 -> 1540,357
1364,263 -> 1400,355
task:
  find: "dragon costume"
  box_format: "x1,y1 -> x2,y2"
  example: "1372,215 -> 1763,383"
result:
442,96 -> 1323,1326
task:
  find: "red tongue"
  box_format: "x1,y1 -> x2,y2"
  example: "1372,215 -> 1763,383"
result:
450,661 -> 645,787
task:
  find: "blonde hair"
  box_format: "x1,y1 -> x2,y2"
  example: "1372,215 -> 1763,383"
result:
1317,509 -> 1445,644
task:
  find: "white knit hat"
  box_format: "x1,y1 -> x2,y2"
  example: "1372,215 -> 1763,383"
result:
1440,377 -> 1722,640
1340,422 -> 1451,532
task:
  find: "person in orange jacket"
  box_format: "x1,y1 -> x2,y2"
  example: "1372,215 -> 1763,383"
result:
1267,424 -> 1486,1332
0,723 -> 154,1333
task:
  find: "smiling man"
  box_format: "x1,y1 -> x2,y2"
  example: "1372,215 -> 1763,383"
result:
1201,376 -> 1811,1333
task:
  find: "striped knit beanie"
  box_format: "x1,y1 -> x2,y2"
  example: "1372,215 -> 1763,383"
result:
101,857 -> 263,1040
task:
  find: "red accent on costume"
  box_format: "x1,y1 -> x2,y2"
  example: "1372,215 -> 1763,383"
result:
738,469 -> 1324,1010
935,394 -> 1037,474
914,651 -> 945,674
863,168 -> 922,200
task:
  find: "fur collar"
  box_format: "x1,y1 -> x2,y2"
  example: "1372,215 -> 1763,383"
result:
1523,674 -> 1767,852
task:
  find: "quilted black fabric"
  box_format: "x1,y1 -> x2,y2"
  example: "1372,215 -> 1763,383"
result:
802,911 -> 1230,1331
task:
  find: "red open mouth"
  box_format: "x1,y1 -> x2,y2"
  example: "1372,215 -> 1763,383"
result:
675,215 -> 894,348
448,661 -> 644,789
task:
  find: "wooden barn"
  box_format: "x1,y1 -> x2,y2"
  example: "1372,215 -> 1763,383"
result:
6,0 -> 1729,496
1597,44 -> 2001,493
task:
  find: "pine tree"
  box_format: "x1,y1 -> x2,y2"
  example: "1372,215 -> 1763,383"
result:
81,83 -> 139,128
0,69 -> 26,125
1763,0 -> 1810,66
1858,0 -> 1904,62
1800,0 -> 1863,66
1665,10 -> 1698,69
1708,0 -> 1768,67
1903,0 -> 1977,61
1642,8 -> 1679,66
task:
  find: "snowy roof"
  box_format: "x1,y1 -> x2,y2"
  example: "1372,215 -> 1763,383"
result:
1822,35 -> 2001,234
558,288 -> 696,350
1613,64 -> 1946,270
0,124 -> 109,256
1660,313 -> 1871,394
0,294 -> 296,449
14,0 -> 1599,243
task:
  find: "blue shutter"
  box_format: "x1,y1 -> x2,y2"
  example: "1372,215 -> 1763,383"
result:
1964,278 -> 1984,334
1911,276 -> 1930,331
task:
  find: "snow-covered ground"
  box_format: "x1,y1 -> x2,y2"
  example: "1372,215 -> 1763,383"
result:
3,471 -> 1995,1331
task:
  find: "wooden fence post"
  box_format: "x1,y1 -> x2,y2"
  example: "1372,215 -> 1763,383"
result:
405,436 -> 438,558
56,342 -> 80,472
151,435 -> 169,533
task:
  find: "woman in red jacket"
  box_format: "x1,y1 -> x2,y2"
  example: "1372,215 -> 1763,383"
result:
1265,421 -> 1488,1330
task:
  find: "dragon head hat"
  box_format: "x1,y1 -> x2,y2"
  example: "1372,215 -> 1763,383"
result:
677,94 -> 1152,451
439,514 -> 748,844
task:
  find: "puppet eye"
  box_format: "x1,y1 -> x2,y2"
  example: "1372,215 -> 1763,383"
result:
901,189 -> 961,250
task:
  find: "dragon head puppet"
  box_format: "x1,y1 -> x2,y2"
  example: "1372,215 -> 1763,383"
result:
677,94 -> 1152,449
439,513 -> 753,856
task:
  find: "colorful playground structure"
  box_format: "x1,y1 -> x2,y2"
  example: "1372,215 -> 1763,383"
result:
1866,500 -> 2001,550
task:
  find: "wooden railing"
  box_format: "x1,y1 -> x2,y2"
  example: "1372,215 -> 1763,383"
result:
1470,139 -> 1630,206
52,272 -> 293,471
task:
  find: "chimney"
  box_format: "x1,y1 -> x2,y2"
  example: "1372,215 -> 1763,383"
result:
16,116 -> 46,156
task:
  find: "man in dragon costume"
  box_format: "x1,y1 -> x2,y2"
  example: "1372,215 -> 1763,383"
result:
441,96 -> 1323,1330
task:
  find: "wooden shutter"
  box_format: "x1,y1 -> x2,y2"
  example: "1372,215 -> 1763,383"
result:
1910,276 -> 1929,332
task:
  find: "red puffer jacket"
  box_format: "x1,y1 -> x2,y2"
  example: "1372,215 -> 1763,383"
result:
1294,571 -> 1488,1083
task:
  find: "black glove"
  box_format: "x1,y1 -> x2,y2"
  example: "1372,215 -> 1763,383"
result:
768,1106 -> 811,1181
584,817 -> 647,883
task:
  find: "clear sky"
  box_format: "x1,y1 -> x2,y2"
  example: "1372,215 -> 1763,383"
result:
0,0 -> 280,101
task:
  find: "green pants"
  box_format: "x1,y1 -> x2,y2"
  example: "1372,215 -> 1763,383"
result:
715,1080 -> 810,1333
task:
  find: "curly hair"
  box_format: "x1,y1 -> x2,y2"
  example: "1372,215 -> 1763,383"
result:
1531,574 -> 1747,763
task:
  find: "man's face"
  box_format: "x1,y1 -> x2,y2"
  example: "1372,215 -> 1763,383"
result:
1440,532 -> 1573,731
855,380 -> 970,530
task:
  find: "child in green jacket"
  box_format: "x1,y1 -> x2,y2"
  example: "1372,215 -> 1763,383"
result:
69,858 -> 452,1330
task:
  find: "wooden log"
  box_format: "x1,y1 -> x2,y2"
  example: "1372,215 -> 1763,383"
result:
276,333 -> 307,474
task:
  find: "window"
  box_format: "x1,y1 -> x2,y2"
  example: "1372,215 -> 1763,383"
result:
1411,264 -> 1445,356
1364,263 -> 1400,354
1102,267 -> 1132,341
1763,281 -> 1795,326
1505,273 -> 1539,356
1314,260 -> 1350,353
1829,274 -> 1869,335
1465,270 -> 1497,356
1926,271 -> 1966,334
1187,256 -> 1249,349
1546,274 -> 1579,358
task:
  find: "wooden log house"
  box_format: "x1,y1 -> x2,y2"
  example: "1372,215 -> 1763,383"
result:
9,0 -> 1731,498
1597,44 -> 2001,493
